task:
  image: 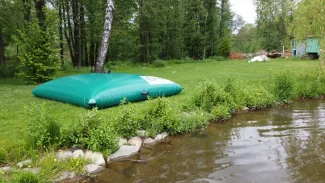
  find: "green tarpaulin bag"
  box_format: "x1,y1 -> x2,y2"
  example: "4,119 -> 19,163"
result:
32,73 -> 183,109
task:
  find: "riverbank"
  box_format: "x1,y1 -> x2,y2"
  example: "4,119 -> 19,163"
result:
0,58 -> 324,182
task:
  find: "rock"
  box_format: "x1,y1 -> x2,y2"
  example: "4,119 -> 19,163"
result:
0,166 -> 10,171
23,168 -> 41,174
243,107 -> 249,111
85,164 -> 105,174
248,55 -> 270,63
84,151 -> 105,166
17,159 -> 32,168
72,150 -> 84,158
107,145 -> 140,161
56,171 -> 75,182
119,138 -> 127,147
154,133 -> 168,141
143,138 -> 156,145
128,137 -> 142,147
56,151 -> 73,160
136,130 -> 148,137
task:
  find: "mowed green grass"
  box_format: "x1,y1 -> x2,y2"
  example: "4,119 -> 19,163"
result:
0,58 -> 319,150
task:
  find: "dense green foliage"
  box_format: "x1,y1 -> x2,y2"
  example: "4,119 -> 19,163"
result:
274,72 -> 295,103
14,12 -> 60,84
1,59 -> 325,181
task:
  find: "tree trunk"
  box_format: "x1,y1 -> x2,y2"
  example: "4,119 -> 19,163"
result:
94,0 -> 115,73
34,0 -> 46,31
22,0 -> 31,22
72,0 -> 81,67
63,0 -> 75,63
138,0 -> 145,62
0,25 -> 5,65
146,16 -> 150,64
59,1 -> 64,66
80,3 -> 87,66
219,0 -> 225,39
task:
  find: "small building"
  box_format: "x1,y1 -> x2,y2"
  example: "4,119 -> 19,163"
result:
291,37 -> 321,59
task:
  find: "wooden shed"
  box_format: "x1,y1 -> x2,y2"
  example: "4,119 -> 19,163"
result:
291,38 -> 321,59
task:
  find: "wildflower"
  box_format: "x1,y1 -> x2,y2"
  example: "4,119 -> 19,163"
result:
1,171 -> 4,174
54,158 -> 57,162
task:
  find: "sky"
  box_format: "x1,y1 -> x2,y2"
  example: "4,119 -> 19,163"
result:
230,0 -> 256,24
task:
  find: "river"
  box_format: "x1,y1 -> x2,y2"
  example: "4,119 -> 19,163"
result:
93,100 -> 325,183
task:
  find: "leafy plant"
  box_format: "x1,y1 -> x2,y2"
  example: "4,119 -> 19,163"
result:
152,60 -> 167,68
63,108 -> 102,148
211,104 -> 232,121
25,103 -> 61,150
192,80 -> 236,113
274,72 -> 295,103
224,78 -> 246,109
63,157 -> 90,175
244,87 -> 274,109
14,10 -> 60,84
113,103 -> 140,138
217,38 -> 231,57
141,97 -> 183,135
87,123 -> 119,167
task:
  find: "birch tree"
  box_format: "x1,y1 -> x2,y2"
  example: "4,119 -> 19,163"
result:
95,0 -> 114,73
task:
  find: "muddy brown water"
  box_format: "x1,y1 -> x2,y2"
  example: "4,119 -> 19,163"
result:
93,100 -> 325,183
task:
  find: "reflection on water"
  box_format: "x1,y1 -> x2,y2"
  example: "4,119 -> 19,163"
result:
95,100 -> 325,183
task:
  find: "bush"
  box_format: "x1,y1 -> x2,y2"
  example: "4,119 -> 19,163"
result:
25,104 -> 61,150
0,59 -> 19,78
209,55 -> 226,61
217,38 -> 231,58
192,80 -> 236,113
224,78 -> 246,109
112,103 -> 140,138
296,77 -> 325,98
211,104 -> 232,121
244,87 -> 274,109
15,12 -> 60,84
62,108 -> 102,148
274,72 -> 295,103
141,97 -> 183,135
152,60 -> 167,68
87,123 -> 119,157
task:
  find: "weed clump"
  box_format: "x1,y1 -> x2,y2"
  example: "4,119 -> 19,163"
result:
274,72 -> 295,103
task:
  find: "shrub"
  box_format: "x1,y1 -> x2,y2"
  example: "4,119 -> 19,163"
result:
211,104 -> 232,121
113,103 -> 140,138
224,78 -> 246,109
209,55 -> 226,61
62,108 -> 102,148
0,59 -> 19,78
217,38 -> 231,58
296,78 -> 325,98
274,72 -> 295,103
14,11 -> 60,84
152,60 -> 167,68
244,87 -> 274,109
87,123 -> 119,157
141,97 -> 183,135
192,80 -> 236,113
25,104 -> 61,150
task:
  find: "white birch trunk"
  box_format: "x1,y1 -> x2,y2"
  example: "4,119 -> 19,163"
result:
95,0 -> 114,73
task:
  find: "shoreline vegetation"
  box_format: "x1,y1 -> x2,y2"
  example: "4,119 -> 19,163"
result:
1,58 -> 325,182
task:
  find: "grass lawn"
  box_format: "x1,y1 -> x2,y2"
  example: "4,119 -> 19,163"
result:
0,58 -> 320,156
